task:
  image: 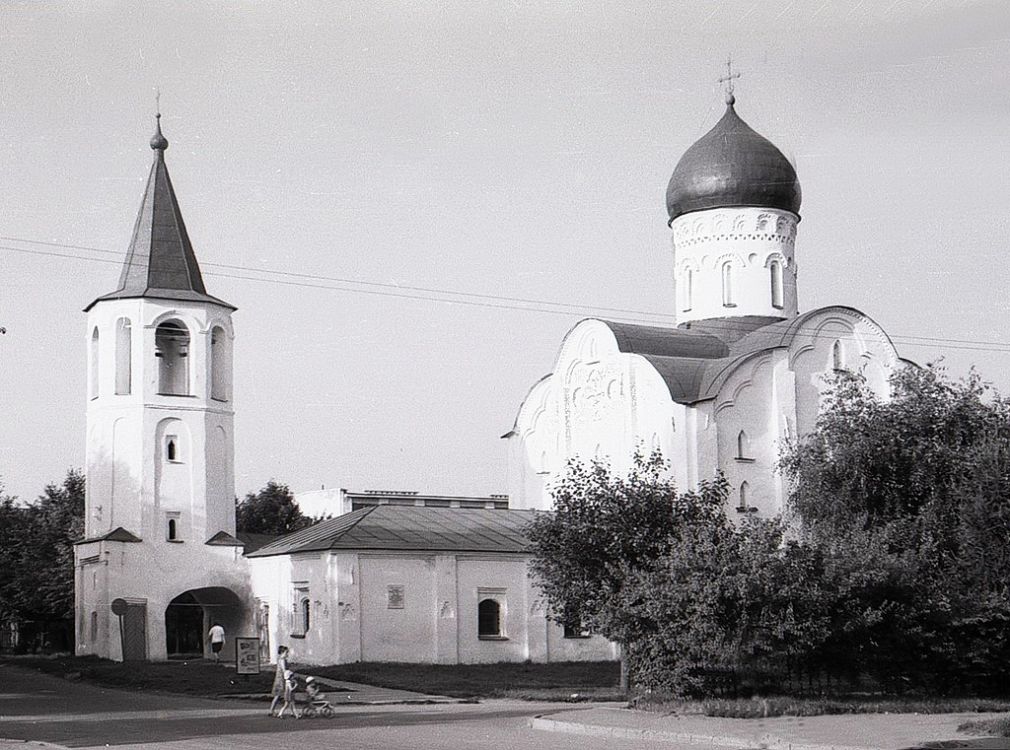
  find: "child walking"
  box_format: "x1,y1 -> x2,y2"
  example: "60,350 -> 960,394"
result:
275,669 -> 300,719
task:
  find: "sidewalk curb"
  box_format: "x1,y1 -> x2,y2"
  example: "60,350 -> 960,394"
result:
529,715 -> 881,750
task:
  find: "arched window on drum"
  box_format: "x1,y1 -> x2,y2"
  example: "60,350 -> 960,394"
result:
721,262 -> 734,307
770,260 -> 784,309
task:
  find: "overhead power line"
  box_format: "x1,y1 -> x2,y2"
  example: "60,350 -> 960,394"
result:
4,237 -> 1010,356
0,236 -> 675,322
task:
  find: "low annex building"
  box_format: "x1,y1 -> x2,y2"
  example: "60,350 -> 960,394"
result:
247,505 -> 615,664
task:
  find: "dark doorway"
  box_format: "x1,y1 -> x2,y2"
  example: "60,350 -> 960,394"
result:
122,602 -> 147,661
165,592 -> 203,657
165,587 -> 244,661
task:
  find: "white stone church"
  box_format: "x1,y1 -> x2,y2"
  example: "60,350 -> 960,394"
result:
74,89 -> 910,664
505,90 -> 913,514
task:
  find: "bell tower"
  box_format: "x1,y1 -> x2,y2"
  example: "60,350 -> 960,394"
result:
76,114 -> 250,662
82,113 -> 237,543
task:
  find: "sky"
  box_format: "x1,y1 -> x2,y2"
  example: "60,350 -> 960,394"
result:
2,0 -> 1010,503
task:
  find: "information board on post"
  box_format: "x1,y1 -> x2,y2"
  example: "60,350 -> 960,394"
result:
235,637 -> 261,675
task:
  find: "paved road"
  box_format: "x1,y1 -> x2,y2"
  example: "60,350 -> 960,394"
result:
0,663 -> 710,750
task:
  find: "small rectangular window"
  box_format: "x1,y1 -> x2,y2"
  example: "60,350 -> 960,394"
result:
387,585 -> 405,609
563,621 -> 592,639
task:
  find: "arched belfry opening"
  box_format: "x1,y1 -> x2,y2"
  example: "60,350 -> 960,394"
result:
155,321 -> 190,396
165,587 -> 244,660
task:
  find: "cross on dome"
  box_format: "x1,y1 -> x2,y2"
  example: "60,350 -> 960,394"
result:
718,57 -> 741,105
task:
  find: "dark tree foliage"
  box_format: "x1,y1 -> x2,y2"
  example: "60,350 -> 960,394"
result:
781,364 -> 1010,537
527,454 -> 773,694
0,470 -> 85,650
528,365 -> 1010,697
780,364 -> 1010,693
235,480 -> 313,535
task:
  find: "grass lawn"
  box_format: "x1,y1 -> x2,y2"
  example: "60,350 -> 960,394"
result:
2,654 -> 276,697
959,716 -> 1010,736
2,654 -> 622,701
307,660 -> 623,700
7,655 -> 1010,717
637,694 -> 1010,719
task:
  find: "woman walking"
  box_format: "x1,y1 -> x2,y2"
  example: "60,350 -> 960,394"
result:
269,645 -> 290,717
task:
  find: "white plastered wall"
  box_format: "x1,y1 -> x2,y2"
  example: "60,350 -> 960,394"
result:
248,550 -> 617,665
710,307 -> 901,518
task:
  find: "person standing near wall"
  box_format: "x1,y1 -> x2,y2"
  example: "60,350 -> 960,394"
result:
207,623 -> 226,663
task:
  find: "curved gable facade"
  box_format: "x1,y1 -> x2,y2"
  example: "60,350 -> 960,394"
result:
506,307 -> 904,514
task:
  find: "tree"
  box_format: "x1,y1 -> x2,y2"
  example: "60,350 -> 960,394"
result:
0,470 -> 85,652
526,453 -> 737,692
236,480 -> 313,535
0,483 -> 29,624
26,469 -> 85,621
781,364 -> 1010,536
779,364 -> 1010,692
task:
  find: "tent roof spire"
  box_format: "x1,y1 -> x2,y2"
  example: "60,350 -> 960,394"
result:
86,114 -> 234,312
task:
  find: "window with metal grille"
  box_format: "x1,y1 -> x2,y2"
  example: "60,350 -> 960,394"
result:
478,599 -> 501,638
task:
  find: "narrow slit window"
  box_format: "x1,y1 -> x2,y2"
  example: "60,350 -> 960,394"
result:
737,430 -> 751,459
681,268 -> 693,312
770,261 -> 784,309
166,512 -> 181,541
722,262 -> 734,306
832,340 -> 844,371
166,437 -> 178,462
739,481 -> 749,510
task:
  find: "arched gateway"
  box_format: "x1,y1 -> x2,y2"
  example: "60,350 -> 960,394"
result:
166,587 -> 245,660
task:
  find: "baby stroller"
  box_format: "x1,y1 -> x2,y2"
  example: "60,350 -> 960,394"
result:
301,676 -> 335,718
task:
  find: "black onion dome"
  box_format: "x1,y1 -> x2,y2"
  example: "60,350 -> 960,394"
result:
666,101 -> 801,224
